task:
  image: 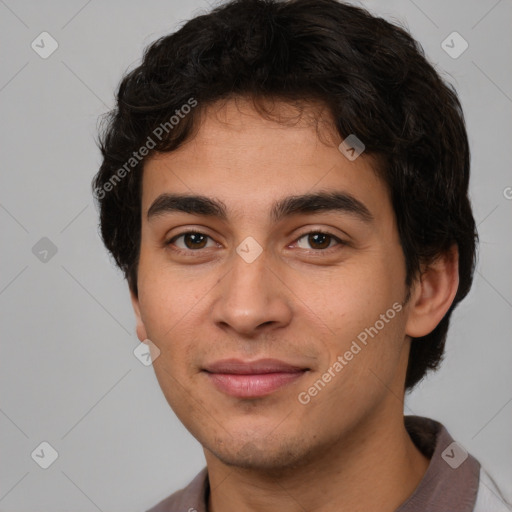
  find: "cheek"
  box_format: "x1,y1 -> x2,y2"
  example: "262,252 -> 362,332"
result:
136,266 -> 219,389
136,245 -> 209,335
309,313 -> 407,420
318,263 -> 401,332
308,258 -> 407,378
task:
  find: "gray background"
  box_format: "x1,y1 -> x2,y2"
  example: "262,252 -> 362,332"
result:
1,0 -> 511,510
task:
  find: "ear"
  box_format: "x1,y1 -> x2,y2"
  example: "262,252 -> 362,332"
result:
405,245 -> 459,338
130,289 -> 148,342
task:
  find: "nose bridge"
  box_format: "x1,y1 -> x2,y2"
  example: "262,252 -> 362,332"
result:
211,244 -> 292,334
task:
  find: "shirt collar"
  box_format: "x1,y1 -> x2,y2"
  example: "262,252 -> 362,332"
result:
397,415 -> 480,511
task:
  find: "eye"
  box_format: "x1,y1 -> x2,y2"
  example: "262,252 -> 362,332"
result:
294,231 -> 343,251
166,231 -> 217,251
165,229 -> 344,255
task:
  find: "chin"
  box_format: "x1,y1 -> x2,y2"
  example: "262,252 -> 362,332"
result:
205,432 -> 319,473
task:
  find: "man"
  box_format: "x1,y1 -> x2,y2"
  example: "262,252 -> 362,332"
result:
92,0 -> 510,510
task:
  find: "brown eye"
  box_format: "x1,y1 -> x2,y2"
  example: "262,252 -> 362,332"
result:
168,232 -> 213,251
295,231 -> 342,251
183,233 -> 208,249
308,233 -> 331,249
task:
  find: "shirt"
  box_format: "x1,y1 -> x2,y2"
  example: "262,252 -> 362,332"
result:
146,415 -> 511,512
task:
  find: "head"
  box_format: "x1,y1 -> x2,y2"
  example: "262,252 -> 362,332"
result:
93,0 -> 477,470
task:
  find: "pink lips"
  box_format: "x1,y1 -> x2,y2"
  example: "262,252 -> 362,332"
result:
203,358 -> 308,398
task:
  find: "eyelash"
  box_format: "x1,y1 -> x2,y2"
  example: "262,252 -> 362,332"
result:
164,229 -> 345,256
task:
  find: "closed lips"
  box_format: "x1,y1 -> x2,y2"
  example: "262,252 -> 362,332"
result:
203,358 -> 309,398
203,358 -> 309,374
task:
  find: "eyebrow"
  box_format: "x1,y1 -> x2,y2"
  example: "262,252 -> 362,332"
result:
147,191 -> 374,224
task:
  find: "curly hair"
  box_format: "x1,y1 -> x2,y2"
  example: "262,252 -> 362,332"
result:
92,0 -> 478,390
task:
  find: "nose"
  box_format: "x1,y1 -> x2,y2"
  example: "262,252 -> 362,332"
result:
210,247 -> 293,337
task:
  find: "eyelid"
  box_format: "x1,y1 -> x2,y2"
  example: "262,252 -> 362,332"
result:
292,229 -> 345,251
165,228 -> 346,254
165,229 -> 219,250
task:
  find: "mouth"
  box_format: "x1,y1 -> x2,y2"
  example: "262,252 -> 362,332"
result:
202,358 -> 310,398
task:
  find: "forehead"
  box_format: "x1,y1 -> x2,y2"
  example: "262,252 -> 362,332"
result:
141,98 -> 390,223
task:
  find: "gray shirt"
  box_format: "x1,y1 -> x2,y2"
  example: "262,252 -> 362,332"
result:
147,416 -> 511,512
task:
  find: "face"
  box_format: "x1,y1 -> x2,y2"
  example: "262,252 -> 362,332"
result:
132,98 -> 415,471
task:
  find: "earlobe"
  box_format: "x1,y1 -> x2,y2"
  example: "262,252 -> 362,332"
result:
130,289 -> 148,342
405,245 -> 459,338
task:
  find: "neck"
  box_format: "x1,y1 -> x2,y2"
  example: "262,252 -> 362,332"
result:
205,411 -> 430,512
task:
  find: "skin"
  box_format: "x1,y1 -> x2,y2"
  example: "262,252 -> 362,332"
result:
131,98 -> 459,512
